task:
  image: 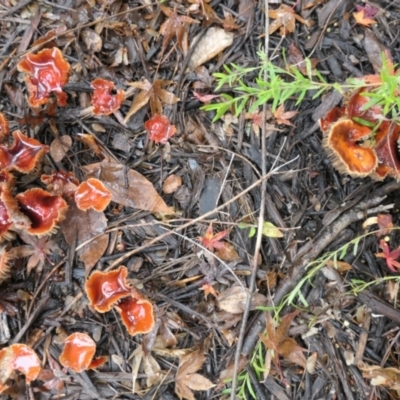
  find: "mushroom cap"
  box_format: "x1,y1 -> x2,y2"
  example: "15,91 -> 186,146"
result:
85,266 -> 131,313
0,347 -> 13,386
88,355 -> 109,370
0,131 -> 49,173
16,188 -> 68,236
319,106 -> 344,132
323,118 -> 378,177
346,88 -> 383,123
144,114 -> 177,144
17,47 -> 70,107
41,171 -> 79,197
0,113 -> 9,142
59,332 -> 96,373
116,296 -> 155,336
9,344 -> 41,384
0,245 -> 12,283
74,178 -> 112,212
91,78 -> 124,115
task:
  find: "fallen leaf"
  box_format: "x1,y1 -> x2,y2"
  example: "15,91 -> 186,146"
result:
50,135 -> 72,162
82,160 -> 173,214
273,104 -> 298,126
159,6 -> 198,55
188,27 -> 234,70
61,201 -> 109,277
377,214 -> 393,236
199,224 -> 229,251
215,242 -> 240,262
125,79 -> 179,122
163,174 -> 182,194
260,311 -> 307,382
175,349 -> 214,400
269,4 -> 309,36
192,91 -> 220,103
200,283 -> 219,299
353,9 -> 377,26
262,221 -> 283,238
221,11 -> 241,31
287,42 -> 319,75
187,0 -> 220,23
359,363 -> 400,390
375,239 -> 400,272
145,114 -> 177,144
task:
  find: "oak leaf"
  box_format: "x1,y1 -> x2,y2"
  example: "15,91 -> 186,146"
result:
199,224 -> 229,251
375,240 -> 400,272
273,104 -> 298,126
160,6 -> 198,55
125,79 -> 179,122
268,4 -> 309,36
175,349 -> 214,400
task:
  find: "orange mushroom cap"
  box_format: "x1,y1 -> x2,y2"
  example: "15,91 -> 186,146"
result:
74,178 -> 112,212
91,78 -> 124,115
59,332 -> 96,373
115,296 -> 155,336
9,344 -> 41,384
0,113 -> 10,142
85,266 -> 131,313
88,355 -> 109,370
323,118 -> 378,177
41,171 -> 79,197
0,344 -> 41,387
144,114 -> 177,144
0,131 -> 49,173
346,88 -> 383,124
319,106 -> 344,132
16,188 -> 68,236
17,47 -> 70,107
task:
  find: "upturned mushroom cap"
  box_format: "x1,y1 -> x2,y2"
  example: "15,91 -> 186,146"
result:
91,78 -> 124,115
16,188 -> 68,236
74,178 -> 112,212
41,171 -> 79,197
0,131 -> 49,173
345,88 -> 383,124
0,113 -> 9,142
323,118 -> 378,177
85,266 -> 131,313
59,332 -> 96,373
17,47 -> 70,107
144,114 -> 177,144
115,296 -> 155,336
319,106 -> 344,132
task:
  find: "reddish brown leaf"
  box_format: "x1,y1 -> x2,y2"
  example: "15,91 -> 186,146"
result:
49,135 -> 72,162
269,4 -> 309,36
273,104 -> 298,126
377,214 -> 393,236
82,160 -> 173,214
375,240 -> 400,272
353,9 -> 377,26
199,224 -> 229,252
61,201 -> 109,277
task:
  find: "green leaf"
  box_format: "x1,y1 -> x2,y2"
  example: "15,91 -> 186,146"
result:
262,222 -> 283,238
249,227 -> 256,238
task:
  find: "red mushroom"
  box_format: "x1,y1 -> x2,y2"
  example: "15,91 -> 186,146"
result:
16,188 -> 68,235
346,88 -> 383,124
74,178 -> 112,212
323,118 -> 378,177
17,47 -> 71,107
91,78 -> 124,115
41,170 -> 79,197
85,266 -> 132,313
0,131 -> 49,173
59,332 -> 96,373
319,106 -> 344,132
144,114 -> 177,144
115,295 -> 155,336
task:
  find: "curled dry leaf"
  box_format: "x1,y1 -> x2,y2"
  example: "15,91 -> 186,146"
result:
359,362 -> 400,390
82,160 -> 173,214
187,27 -> 234,70
268,4 -> 309,36
175,349 -> 214,400
50,135 -> 72,162
163,174 -> 182,194
61,200 -> 109,277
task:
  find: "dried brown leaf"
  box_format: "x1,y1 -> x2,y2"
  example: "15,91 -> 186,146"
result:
268,4 -> 309,36
216,286 -> 267,314
61,201 -> 109,277
50,135 -> 72,162
82,160 -> 173,214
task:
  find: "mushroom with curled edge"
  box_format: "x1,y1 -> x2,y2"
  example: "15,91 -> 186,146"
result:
85,266 -> 132,313
74,178 -> 112,212
323,118 -> 378,177
0,113 -> 9,143
0,343 -> 41,394
91,78 -> 124,115
145,114 -> 177,144
59,332 -> 108,373
16,188 -> 68,236
0,131 -> 49,173
17,47 -> 71,107
115,294 -> 155,336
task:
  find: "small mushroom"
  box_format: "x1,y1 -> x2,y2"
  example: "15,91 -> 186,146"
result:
145,114 -> 177,144
16,188 -> 68,236
74,178 -> 112,212
346,88 -> 383,124
0,343 -> 41,392
0,131 -> 49,173
91,78 -> 124,115
41,171 -> 79,197
59,332 -> 96,373
17,47 -> 70,107
0,113 -> 9,142
85,266 -> 131,313
323,118 -> 378,177
115,295 -> 155,336
319,106 -> 344,132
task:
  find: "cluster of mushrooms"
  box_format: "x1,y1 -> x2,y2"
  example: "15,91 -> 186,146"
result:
0,47 -> 155,391
320,74 -> 400,180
